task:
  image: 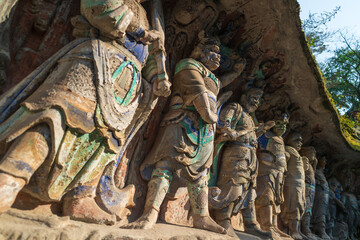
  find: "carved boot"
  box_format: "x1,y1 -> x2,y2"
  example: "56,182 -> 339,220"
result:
301,214 -> 317,240
243,204 -> 272,239
0,124 -> 50,213
312,220 -> 330,240
289,219 -> 304,240
214,203 -> 237,237
0,173 -> 26,212
256,206 -> 283,240
187,176 -> 226,234
123,168 -> 172,229
273,214 -> 293,239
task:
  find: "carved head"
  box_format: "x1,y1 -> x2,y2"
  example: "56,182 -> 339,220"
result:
318,156 -> 327,168
329,177 -> 343,197
191,32 -> 221,71
81,0 -> 145,40
240,88 -> 263,113
300,146 -> 317,169
285,131 -> 303,151
271,112 -> 289,137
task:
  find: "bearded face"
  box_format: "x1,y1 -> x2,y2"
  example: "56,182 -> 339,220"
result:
272,121 -> 286,136
242,90 -> 262,113
198,44 -> 221,71
287,132 -> 303,151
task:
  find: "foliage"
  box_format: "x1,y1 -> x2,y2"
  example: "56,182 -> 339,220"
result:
321,35 -> 360,114
301,6 -> 360,150
340,115 -> 360,151
302,6 -> 340,55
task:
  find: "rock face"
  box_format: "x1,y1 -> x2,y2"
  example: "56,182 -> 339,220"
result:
0,209 -> 262,240
0,0 -> 359,239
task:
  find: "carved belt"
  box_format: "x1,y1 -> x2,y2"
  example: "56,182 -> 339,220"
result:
230,142 -> 256,149
306,183 -> 316,190
110,41 -> 143,70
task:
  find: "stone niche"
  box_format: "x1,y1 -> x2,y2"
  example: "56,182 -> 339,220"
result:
0,0 -> 359,239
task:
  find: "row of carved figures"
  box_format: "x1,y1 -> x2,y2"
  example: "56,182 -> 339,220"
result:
0,0 -> 359,240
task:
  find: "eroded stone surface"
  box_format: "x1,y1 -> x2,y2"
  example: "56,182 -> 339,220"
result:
0,208 -> 261,240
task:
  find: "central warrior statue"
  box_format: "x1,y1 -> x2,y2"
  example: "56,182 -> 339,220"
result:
281,131 -> 306,240
299,146 -> 318,240
127,34 -> 244,233
255,113 -> 292,239
208,87 -> 273,239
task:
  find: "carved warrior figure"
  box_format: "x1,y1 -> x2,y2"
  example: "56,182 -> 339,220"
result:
0,0 -> 171,225
299,146 -> 318,240
130,35 -> 244,233
255,113 -> 292,239
281,132 -> 306,240
327,177 -> 348,239
342,187 -> 360,239
311,157 -> 331,240
208,88 -> 273,239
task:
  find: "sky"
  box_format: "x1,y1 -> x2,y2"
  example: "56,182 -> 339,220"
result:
297,0 -> 360,62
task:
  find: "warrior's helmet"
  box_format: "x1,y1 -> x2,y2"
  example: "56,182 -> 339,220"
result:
80,0 -> 134,39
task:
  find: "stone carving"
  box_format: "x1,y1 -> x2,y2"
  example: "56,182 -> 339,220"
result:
164,0 -> 218,70
311,156 -> 331,240
299,146 -> 318,240
0,0 -> 170,225
342,187 -> 360,239
327,177 -> 348,239
207,87 -> 273,239
255,112 -> 292,239
0,2 -> 16,90
127,34 -> 243,233
281,132 -> 305,240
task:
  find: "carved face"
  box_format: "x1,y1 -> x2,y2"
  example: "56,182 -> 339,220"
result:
286,132 -> 303,151
272,120 -> 287,136
329,178 -> 343,196
199,44 -> 221,71
242,89 -> 262,113
318,157 -> 327,168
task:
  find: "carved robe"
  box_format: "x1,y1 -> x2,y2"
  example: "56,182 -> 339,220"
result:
280,146 -> 306,223
141,58 -> 219,182
311,167 -> 330,226
303,156 -> 316,216
256,131 -> 287,214
0,0 -> 154,202
214,102 -> 258,213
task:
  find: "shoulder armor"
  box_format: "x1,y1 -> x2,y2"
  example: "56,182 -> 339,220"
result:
175,58 -> 207,76
285,146 -> 300,157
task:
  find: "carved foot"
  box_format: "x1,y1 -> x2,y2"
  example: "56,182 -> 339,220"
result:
193,215 -> 226,234
244,223 -> 272,239
262,226 -> 287,240
218,219 -> 236,237
0,173 -> 26,213
302,231 -> 317,240
314,229 -> 330,240
62,197 -> 116,225
290,232 -> 303,240
122,208 -> 159,229
274,226 -> 293,239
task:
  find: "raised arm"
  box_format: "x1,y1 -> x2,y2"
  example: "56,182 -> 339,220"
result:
219,62 -> 246,88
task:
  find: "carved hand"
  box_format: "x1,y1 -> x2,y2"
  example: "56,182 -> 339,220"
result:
153,78 -> 171,97
233,62 -> 246,76
140,30 -> 161,45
